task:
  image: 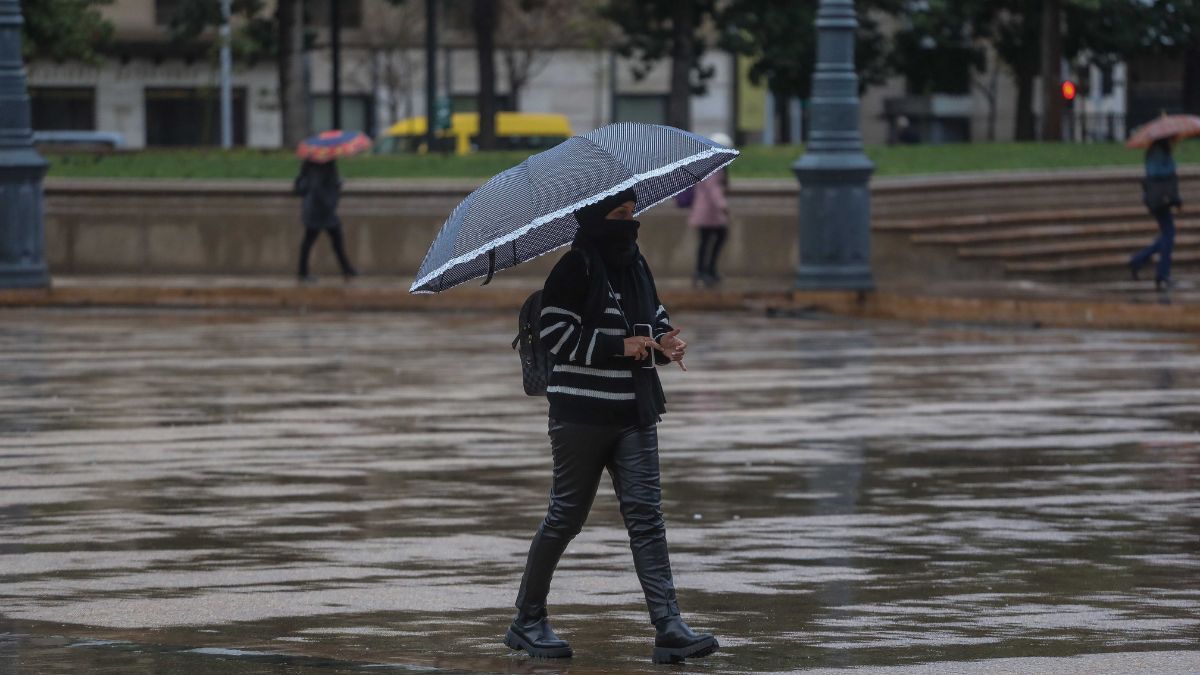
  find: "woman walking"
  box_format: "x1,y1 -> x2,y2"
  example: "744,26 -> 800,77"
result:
689,132 -> 733,288
1129,138 -> 1182,290
293,159 -> 357,283
505,189 -> 719,664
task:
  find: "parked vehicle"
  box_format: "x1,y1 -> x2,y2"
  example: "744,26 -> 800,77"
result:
376,112 -> 573,155
32,130 -> 125,152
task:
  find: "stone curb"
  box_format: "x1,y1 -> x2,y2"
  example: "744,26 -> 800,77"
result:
1,282 -> 1196,333
43,165 -> 1200,197
781,291 -> 1200,333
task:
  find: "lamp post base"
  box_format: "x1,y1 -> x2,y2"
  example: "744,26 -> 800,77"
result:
0,1 -> 51,290
794,264 -> 873,292
0,262 -> 49,289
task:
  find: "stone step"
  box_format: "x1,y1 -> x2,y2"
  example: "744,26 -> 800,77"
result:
912,220 -> 1179,245
874,206 -> 1149,233
1006,249 -> 1200,273
960,234 -> 1200,260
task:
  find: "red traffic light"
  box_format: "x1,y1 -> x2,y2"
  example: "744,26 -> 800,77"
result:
1061,80 -> 1077,101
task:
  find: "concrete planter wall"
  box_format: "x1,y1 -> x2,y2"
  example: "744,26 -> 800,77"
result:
42,167 -> 1199,283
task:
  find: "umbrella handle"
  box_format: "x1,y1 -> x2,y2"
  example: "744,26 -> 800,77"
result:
481,249 -> 496,286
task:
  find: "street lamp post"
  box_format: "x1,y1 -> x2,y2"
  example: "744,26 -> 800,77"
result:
219,0 -> 232,148
0,0 -> 49,289
792,0 -> 874,291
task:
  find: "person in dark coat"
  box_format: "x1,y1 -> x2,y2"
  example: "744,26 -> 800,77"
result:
293,159 -> 357,282
1129,138 -> 1183,290
504,189 -> 719,665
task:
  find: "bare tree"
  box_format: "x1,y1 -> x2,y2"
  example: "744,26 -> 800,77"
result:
495,0 -> 596,111
359,1 -> 426,127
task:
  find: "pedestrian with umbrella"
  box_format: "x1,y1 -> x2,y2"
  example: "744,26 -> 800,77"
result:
1126,114 -> 1195,290
293,130 -> 370,283
410,123 -> 737,664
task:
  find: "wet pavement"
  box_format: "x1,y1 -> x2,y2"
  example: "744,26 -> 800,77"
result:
1,308 -> 1198,674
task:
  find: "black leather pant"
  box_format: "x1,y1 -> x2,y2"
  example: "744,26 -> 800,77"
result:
515,419 -> 681,623
298,227 -> 355,276
696,226 -> 728,277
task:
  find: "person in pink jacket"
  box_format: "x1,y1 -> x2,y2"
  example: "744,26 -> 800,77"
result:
688,133 -> 732,288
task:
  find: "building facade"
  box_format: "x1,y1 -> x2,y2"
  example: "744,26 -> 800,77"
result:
22,0 -> 1131,149
25,0 -> 739,149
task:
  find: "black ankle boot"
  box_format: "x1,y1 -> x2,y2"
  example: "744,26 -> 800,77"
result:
504,612 -> 572,659
652,615 -> 718,664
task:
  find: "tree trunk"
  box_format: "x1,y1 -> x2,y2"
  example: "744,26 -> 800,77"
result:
473,0 -> 497,150
1184,44 -> 1200,114
1039,0 -> 1062,142
666,1 -> 693,130
1015,65 -> 1036,141
277,0 -> 308,146
975,63 -> 999,142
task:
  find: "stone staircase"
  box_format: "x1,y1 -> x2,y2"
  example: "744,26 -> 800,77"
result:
875,206 -> 1198,279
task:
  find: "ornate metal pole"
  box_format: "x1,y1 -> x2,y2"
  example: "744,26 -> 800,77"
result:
793,0 -> 874,290
0,0 -> 49,288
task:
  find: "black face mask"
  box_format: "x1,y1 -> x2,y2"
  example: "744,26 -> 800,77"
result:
579,218 -> 641,268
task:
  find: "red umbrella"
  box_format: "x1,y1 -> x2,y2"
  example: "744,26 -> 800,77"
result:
1125,114 -> 1200,149
297,130 -> 372,163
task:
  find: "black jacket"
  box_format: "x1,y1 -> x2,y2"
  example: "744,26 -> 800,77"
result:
539,249 -> 672,426
294,161 -> 343,230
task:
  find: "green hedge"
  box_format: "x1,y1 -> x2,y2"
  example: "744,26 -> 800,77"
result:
43,142 -> 1198,180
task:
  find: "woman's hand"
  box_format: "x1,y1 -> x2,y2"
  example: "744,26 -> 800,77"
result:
623,336 -> 664,360
659,328 -> 688,371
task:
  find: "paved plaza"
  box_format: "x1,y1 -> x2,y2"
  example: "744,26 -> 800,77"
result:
1,309 -> 1198,673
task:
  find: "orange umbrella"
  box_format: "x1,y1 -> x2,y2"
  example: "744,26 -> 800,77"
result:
1125,114 -> 1200,149
297,130 -> 372,163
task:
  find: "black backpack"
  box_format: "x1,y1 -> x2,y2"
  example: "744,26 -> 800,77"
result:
512,248 -> 589,396
512,289 -> 551,396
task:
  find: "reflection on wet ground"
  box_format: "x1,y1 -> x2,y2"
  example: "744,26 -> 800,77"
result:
1,309 -> 1198,673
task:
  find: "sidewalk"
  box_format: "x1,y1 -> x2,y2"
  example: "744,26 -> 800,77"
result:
2,275 -> 1198,332
4,309 -> 1199,672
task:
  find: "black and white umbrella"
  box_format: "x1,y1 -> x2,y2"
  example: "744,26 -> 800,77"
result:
409,123 -> 739,294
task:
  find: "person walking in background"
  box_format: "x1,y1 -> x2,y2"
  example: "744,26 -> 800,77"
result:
1129,138 -> 1182,290
293,159 -> 357,283
689,132 -> 733,288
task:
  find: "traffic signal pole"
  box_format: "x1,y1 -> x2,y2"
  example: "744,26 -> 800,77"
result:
330,0 -> 342,129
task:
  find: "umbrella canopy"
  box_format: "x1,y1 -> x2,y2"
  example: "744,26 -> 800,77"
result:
410,123 -> 738,294
1125,114 -> 1200,149
298,130 -> 372,163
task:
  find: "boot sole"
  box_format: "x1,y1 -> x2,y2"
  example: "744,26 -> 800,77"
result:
504,628 -> 573,659
652,636 -> 718,664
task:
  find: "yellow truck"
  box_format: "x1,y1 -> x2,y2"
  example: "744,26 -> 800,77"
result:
376,112 -> 573,155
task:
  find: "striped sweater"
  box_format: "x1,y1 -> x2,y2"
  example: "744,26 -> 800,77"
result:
539,249 -> 673,426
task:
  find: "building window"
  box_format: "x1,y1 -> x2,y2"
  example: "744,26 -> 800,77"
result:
308,0 -> 363,28
155,0 -> 183,26
312,95 -> 374,135
145,88 -> 246,146
29,87 -> 96,130
614,94 -> 668,124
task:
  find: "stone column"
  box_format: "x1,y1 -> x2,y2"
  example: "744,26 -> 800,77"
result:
0,0 -> 49,288
792,0 -> 873,291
